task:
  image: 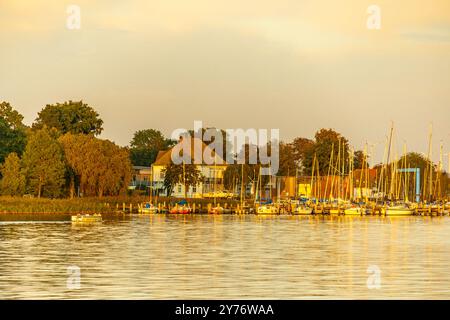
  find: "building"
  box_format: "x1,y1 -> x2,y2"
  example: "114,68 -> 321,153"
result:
129,166 -> 152,190
151,138 -> 227,198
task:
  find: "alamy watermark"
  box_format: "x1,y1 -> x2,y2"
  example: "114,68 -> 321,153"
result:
67,265 -> 81,289
366,265 -> 381,289
66,5 -> 81,30
367,5 -> 381,30
170,121 -> 280,175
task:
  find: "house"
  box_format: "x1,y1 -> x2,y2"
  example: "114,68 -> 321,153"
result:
151,137 -> 227,198
130,166 -> 152,190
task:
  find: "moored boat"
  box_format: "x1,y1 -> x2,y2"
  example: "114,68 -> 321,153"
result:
169,205 -> 192,214
293,205 -> 313,215
208,206 -> 232,214
256,204 -> 278,215
344,206 -> 364,215
382,205 -> 414,216
139,203 -> 158,214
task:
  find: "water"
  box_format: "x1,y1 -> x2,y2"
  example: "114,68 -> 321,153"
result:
0,214 -> 449,299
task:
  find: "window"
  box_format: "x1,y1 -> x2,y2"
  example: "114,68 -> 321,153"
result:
193,186 -> 196,192
177,185 -> 182,193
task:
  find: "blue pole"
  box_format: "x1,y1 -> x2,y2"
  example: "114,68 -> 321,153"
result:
416,168 -> 420,203
398,168 -> 421,203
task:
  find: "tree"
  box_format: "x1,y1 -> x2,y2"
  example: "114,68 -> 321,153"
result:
0,153 -> 25,196
162,163 -> 202,197
0,101 -> 25,130
21,127 -> 66,198
33,100 -> 103,135
0,117 -> 26,165
302,129 -> 350,175
129,129 -> 174,166
59,133 -> 132,197
277,142 -> 297,176
353,150 -> 366,169
291,137 -> 315,174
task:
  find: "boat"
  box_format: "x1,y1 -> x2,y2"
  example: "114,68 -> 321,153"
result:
139,203 -> 158,214
256,204 -> 278,215
208,206 -> 232,214
293,205 -> 313,215
382,205 -> 414,216
71,213 -> 102,223
344,206 -> 364,215
329,205 -> 341,215
169,205 -> 192,214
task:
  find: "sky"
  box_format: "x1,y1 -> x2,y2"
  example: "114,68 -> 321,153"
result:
1,0 -> 449,167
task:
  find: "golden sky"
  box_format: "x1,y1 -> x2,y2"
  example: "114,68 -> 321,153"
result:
1,0 -> 449,164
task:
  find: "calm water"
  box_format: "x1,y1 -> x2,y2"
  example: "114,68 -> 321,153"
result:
0,214 -> 449,299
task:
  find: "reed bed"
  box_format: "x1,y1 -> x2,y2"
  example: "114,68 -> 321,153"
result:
0,195 -> 240,214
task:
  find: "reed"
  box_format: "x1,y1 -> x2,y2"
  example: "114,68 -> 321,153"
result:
0,195 -> 240,214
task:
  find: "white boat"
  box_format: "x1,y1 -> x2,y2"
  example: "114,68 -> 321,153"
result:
344,207 -> 364,215
382,205 -> 414,216
294,206 -> 313,215
257,205 -> 278,215
139,203 -> 158,214
71,213 -> 102,223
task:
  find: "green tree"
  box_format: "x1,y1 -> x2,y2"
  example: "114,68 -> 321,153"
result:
302,129 -> 350,176
0,153 -> 25,196
22,127 -> 66,197
353,150 -> 366,169
0,117 -> 26,164
162,163 -> 202,197
130,129 -> 174,166
0,101 -> 26,130
33,100 -> 103,135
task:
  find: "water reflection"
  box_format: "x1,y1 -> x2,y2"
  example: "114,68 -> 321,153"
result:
0,215 -> 449,299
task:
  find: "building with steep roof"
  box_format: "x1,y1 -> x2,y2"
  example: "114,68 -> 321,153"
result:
151,137 -> 228,198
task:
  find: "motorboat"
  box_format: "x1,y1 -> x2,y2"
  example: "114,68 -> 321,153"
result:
71,213 -> 102,223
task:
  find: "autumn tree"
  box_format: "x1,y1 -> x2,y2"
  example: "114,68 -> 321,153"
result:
21,127 -> 66,198
291,137 -> 315,174
0,153 -> 25,196
130,129 -> 174,166
162,163 -> 202,197
33,100 -> 103,135
277,142 -> 297,176
59,133 -> 132,197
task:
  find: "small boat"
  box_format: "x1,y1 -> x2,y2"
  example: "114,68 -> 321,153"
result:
293,205 -> 313,215
71,213 -> 102,223
139,203 -> 158,214
256,205 -> 278,215
169,205 -> 192,214
382,205 -> 414,216
344,206 -> 364,215
208,206 -> 232,214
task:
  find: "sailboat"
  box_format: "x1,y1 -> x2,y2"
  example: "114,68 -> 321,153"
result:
382,204 -> 414,216
344,205 -> 364,215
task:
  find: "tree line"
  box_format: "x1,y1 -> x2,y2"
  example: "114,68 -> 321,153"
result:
1,100 -> 448,198
0,101 -> 130,198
